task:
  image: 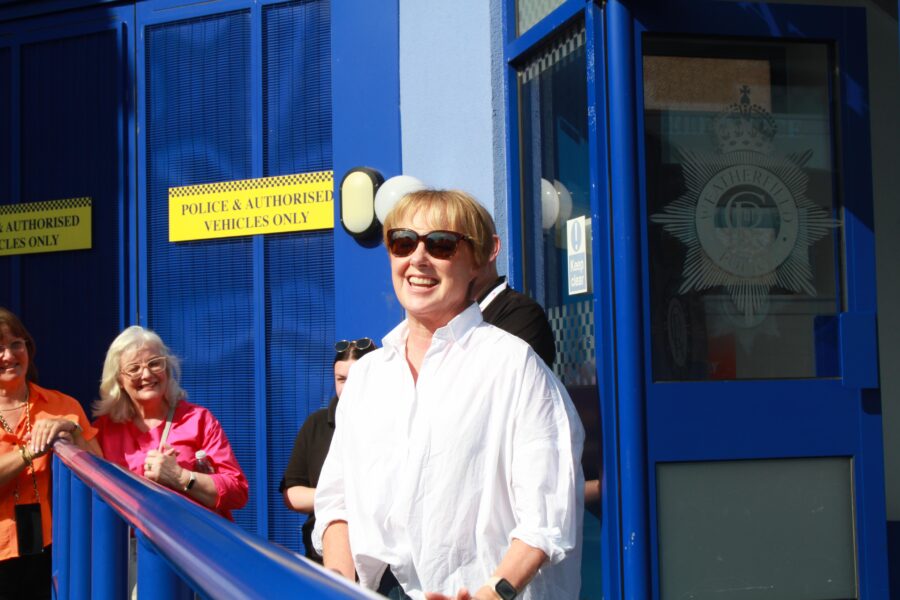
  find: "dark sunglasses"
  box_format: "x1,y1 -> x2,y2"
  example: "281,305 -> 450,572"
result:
386,228 -> 473,260
334,338 -> 374,353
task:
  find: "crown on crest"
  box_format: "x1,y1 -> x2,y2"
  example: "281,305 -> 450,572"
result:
712,85 -> 777,153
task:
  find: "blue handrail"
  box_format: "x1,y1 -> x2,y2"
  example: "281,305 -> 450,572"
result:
51,441 -> 376,599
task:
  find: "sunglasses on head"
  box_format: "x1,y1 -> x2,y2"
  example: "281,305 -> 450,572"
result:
334,338 -> 374,353
386,229 -> 473,260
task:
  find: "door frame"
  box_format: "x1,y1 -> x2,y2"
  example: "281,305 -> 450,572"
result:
611,1 -> 887,597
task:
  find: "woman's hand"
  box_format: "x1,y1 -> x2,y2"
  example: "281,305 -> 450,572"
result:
24,418 -> 79,456
143,445 -> 183,490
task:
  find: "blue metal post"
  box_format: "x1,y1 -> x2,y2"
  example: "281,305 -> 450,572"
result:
136,533 -> 193,600
52,457 -> 71,600
69,475 -> 92,599
91,491 -> 127,600
584,4 -> 625,598
606,1 -> 650,598
332,0 -> 404,340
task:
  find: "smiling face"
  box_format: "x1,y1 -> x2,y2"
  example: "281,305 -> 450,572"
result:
0,326 -> 28,389
118,345 -> 170,409
390,210 -> 480,332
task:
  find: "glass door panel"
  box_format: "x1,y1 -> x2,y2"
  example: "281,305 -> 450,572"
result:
657,457 -> 858,599
516,23 -> 602,599
643,37 -> 842,381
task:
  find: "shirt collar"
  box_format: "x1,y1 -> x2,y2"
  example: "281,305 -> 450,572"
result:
478,276 -> 508,311
436,303 -> 483,347
382,303 -> 484,355
26,382 -> 47,405
476,276 -> 507,304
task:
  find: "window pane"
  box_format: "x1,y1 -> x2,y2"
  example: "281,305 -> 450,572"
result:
643,38 -> 842,381
516,0 -> 565,36
517,24 -> 602,599
657,457 -> 858,600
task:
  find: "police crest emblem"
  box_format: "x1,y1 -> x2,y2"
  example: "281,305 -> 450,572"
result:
650,85 -> 838,323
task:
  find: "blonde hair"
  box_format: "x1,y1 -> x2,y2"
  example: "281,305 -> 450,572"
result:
93,326 -> 186,422
382,189 -> 496,267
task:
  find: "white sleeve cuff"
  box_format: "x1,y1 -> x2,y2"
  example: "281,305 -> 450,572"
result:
311,512 -> 348,556
508,527 -> 570,565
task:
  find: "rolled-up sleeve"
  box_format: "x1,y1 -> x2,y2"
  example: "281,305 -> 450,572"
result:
201,413 -> 249,512
311,392 -> 349,555
508,358 -> 585,565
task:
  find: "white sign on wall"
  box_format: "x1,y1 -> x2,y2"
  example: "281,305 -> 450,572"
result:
567,215 -> 591,295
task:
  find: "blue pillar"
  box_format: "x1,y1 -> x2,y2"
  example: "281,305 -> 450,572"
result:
52,457 -> 71,600
91,492 -> 127,600
332,0 -> 404,341
69,475 -> 92,599
136,533 -> 193,600
606,1 -> 650,598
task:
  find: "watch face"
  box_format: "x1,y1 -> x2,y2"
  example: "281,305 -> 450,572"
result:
495,578 -> 517,600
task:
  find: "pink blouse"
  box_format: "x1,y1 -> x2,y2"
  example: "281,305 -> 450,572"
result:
95,400 -> 248,520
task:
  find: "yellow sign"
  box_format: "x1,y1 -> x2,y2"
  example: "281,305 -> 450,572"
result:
0,198 -> 92,257
168,172 -> 334,242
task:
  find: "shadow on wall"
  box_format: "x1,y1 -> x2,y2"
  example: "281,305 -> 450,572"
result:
889,521 -> 900,597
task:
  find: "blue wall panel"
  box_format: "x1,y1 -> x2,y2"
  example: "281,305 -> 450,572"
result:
144,10 -> 257,531
0,47 -> 9,204
264,231 -> 333,550
331,0 -> 403,342
0,47 -> 11,308
263,0 -> 331,175
18,29 -> 121,409
262,0 -> 334,552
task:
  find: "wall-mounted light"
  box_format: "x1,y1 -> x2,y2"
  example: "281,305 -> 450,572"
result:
340,167 -> 384,240
540,178 -> 559,230
538,177 -> 574,230
374,175 -> 426,224
553,179 -> 573,225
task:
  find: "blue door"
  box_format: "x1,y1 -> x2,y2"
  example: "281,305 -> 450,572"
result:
0,4 -> 134,412
135,0 -> 335,551
619,2 -> 887,597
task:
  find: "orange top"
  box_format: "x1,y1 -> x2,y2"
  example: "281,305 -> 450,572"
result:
0,382 -> 97,561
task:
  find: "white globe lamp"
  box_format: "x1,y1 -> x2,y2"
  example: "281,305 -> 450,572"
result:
374,175 -> 427,224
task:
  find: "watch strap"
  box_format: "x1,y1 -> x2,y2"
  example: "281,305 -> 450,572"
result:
183,471 -> 196,492
486,576 -> 517,600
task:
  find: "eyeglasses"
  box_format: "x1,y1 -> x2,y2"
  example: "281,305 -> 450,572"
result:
121,356 -> 167,379
386,229 -> 473,260
333,338 -> 374,353
0,340 -> 26,355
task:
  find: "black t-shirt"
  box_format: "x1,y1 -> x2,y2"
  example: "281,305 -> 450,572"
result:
279,396 -> 338,562
479,277 -> 556,368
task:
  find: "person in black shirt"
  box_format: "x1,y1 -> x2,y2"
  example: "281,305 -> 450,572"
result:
476,274 -> 556,368
472,222 -> 556,368
279,338 -> 377,562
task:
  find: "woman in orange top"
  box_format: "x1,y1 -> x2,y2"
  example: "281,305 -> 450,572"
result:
0,307 -> 100,599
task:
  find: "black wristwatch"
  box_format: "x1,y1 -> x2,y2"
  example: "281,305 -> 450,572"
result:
488,577 -> 518,600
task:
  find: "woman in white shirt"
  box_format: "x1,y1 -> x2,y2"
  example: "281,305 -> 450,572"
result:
313,189 -> 584,600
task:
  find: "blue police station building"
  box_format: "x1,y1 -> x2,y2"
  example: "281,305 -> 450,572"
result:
1,0 -> 899,598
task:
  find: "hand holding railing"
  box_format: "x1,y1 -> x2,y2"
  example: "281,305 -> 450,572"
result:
52,440 -> 377,600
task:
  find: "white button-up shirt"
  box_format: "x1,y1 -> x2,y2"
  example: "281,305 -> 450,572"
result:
313,304 -> 585,599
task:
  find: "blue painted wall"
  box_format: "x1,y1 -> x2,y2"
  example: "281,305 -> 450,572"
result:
332,0 -> 404,342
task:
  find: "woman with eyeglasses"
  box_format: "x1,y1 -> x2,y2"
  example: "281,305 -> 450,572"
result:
279,337 -> 377,563
313,190 -> 584,600
93,326 -> 248,520
0,307 -> 100,600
